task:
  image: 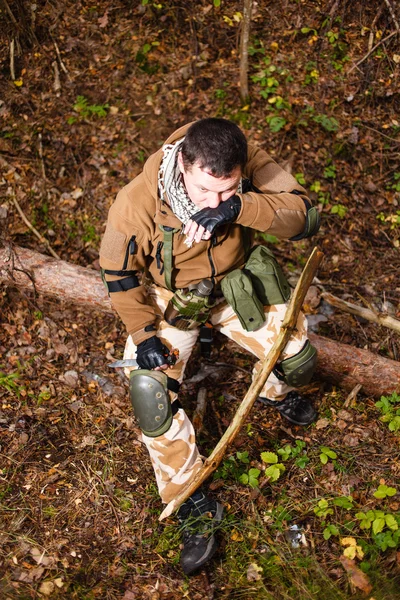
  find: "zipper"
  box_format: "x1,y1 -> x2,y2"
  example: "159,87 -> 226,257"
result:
122,235 -> 136,270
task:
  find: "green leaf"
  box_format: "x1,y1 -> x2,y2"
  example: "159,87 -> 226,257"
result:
248,468 -> 261,488
333,496 -> 353,509
261,452 -> 278,464
236,451 -> 250,464
389,416 -> 400,431
267,116 -> 286,132
320,446 -> 337,459
372,517 -> 385,535
374,484 -> 397,499
385,514 -> 398,531
239,473 -> 249,485
265,464 -> 283,482
295,456 -> 310,469
213,0 -> 221,6
320,453 -> 328,465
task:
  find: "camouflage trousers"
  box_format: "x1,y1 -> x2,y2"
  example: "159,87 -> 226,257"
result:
124,285 -> 309,504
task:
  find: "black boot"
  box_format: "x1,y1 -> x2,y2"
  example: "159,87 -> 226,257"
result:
258,391 -> 316,426
177,489 -> 224,575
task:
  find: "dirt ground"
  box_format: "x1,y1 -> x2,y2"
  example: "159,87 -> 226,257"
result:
1,1 -> 400,598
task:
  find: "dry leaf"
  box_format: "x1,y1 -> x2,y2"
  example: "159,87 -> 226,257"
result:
231,529 -> 244,542
340,556 -> 372,594
247,562 -> 263,582
315,418 -> 330,429
39,581 -> 55,595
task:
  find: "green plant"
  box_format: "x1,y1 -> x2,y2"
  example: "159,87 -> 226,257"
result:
239,467 -> 261,488
303,61 -> 319,85
319,446 -> 337,465
375,392 -> 400,432
373,484 -> 397,499
277,440 -> 309,468
331,204 -> 347,218
313,113 -> 339,132
135,41 -> 160,74
323,523 -> 339,540
388,172 -> 400,192
323,163 -> 336,179
0,368 -> 22,394
214,450 -> 250,482
377,210 -> 400,230
356,509 -> 399,536
261,451 -> 286,482
314,498 -> 333,519
295,172 -> 306,185
266,114 -> 287,132
69,96 -> 109,123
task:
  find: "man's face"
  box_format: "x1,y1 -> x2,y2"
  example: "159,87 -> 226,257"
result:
178,153 -> 241,209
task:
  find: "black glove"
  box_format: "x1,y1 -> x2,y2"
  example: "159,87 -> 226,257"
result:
191,195 -> 242,235
136,336 -> 170,370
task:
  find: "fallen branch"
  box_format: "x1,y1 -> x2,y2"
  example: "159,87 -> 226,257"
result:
159,247 -> 324,520
349,31 -> 398,73
1,245 -> 399,398
322,292 -> 400,334
383,0 -> 400,33
9,195 -> 60,260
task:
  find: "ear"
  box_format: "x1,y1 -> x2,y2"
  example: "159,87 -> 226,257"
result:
177,151 -> 185,174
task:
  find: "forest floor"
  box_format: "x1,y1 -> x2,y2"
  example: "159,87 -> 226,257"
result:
1,1 -> 400,598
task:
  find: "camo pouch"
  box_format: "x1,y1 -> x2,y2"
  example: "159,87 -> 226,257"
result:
220,269 -> 265,332
244,245 -> 291,306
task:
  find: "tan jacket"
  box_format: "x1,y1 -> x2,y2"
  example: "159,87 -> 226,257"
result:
99,123 -> 309,344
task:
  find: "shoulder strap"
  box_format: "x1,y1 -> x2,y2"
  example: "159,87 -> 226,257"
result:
159,225 -> 180,290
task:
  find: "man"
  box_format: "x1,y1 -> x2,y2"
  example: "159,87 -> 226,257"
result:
99,118 -> 320,574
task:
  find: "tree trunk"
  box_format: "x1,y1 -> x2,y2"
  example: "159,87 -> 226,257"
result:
1,244 -> 399,399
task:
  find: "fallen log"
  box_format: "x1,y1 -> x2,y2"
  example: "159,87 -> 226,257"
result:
1,244 -> 399,398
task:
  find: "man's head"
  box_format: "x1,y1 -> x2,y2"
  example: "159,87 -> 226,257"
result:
178,118 -> 247,209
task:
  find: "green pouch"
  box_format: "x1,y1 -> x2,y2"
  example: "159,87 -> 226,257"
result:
244,245 -> 291,306
220,269 -> 265,332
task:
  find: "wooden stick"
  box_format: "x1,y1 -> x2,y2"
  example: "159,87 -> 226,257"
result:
159,247 -> 324,521
9,193 -> 61,260
322,292 -> 400,334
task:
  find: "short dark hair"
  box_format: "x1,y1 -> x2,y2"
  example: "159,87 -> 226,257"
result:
181,118 -> 247,177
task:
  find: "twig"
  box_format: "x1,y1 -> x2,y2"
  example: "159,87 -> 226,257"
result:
10,192 -> 60,260
1,0 -> 18,25
383,0 -> 400,33
192,388 -> 207,434
52,61 -> 61,93
53,39 -> 71,79
361,124 -> 400,144
344,384 -> 363,408
159,247 -> 324,520
349,31 -> 398,73
321,292 -> 400,334
10,38 -> 15,81
38,133 -> 46,179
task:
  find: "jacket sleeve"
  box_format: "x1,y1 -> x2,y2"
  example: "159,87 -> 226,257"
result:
99,191 -> 157,345
236,144 -> 316,239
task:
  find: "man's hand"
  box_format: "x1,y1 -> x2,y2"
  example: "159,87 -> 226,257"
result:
136,336 -> 171,370
184,195 -> 241,244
